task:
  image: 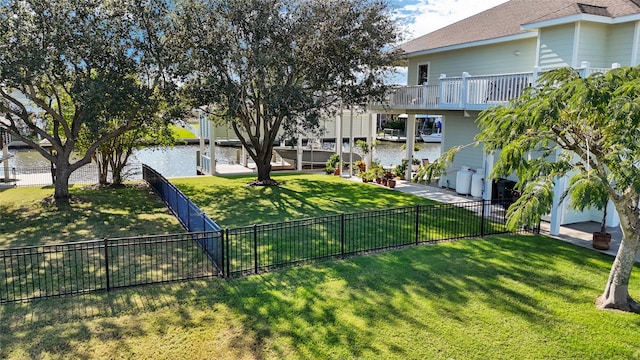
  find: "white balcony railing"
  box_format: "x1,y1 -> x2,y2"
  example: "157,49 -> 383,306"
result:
375,84 -> 440,110
372,62 -> 619,112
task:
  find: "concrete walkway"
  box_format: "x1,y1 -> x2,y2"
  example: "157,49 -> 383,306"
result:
386,179 -> 629,261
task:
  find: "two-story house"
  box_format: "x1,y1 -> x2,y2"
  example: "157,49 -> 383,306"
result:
371,0 -> 640,234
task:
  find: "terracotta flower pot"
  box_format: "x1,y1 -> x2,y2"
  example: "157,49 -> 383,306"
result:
387,179 -> 396,188
592,232 -> 612,250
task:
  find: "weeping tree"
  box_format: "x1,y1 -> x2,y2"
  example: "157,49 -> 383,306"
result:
174,0 -> 401,185
423,66 -> 640,313
0,0 -> 176,201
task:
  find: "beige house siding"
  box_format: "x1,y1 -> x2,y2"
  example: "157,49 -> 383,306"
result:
538,23 -> 576,70
406,38 -> 538,86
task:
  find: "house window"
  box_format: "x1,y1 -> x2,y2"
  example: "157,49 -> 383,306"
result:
417,64 -> 429,85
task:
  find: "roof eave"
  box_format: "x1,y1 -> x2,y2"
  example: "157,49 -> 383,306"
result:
403,32 -> 538,58
521,14 -> 615,30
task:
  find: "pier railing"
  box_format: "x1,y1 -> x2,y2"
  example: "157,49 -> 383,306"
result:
2,163 -> 142,187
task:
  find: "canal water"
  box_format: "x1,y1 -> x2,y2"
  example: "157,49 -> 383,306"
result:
7,141 -> 440,178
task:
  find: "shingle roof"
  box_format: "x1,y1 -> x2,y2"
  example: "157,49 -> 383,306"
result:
401,0 -> 640,55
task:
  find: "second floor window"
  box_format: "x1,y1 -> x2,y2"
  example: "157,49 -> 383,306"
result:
418,64 -> 429,85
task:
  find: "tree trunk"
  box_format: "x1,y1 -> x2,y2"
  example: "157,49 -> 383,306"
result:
53,163 -> 72,201
255,148 -> 273,182
596,199 -> 640,312
96,152 -> 110,185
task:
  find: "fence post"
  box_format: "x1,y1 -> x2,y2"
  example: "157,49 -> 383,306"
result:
340,213 -> 345,257
220,229 -> 225,278
103,238 -> 110,292
415,205 -> 420,245
480,200 -> 486,238
253,224 -> 258,274
225,228 -> 230,277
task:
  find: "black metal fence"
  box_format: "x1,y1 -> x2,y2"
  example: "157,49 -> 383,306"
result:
220,199 -> 527,277
142,164 -> 224,272
1,163 -> 534,302
0,232 -> 219,303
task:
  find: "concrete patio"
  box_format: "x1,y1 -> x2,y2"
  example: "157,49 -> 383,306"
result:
384,178 -> 631,262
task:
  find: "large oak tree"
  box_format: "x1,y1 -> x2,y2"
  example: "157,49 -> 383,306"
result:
0,0 -> 176,200
175,0 -> 401,184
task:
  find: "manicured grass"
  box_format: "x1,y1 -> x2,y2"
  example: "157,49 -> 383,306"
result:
0,184 -> 184,248
169,124 -> 196,139
172,173 -> 438,227
1,235 -> 639,359
174,174 -> 506,275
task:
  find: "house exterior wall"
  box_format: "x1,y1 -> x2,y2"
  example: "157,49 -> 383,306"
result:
538,23 -> 576,70
607,21 -> 636,65
406,38 -> 538,86
438,111 -> 484,190
577,22 -> 609,67
210,112 -> 371,142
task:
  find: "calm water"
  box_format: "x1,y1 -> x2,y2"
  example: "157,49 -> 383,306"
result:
7,142 -> 440,178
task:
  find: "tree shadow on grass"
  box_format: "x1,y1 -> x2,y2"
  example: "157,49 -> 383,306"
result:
3,235 -> 639,359
0,184 -> 184,248
174,175 -> 435,228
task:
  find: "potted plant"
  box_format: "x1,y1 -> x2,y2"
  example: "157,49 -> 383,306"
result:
354,160 -> 366,174
387,177 -> 396,188
566,173 -> 611,250
358,169 -> 375,183
369,161 -> 384,183
393,160 -> 408,179
356,139 -> 379,169
593,202 -> 612,250
326,153 -> 340,175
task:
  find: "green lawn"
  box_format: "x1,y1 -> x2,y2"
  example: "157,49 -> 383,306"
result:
174,174 -> 506,275
169,124 -> 196,139
0,184 -> 184,248
172,173 -> 437,227
2,175 -> 640,358
2,235 -> 639,359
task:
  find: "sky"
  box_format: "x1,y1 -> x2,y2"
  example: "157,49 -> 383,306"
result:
386,0 -> 509,83
390,0 -> 510,41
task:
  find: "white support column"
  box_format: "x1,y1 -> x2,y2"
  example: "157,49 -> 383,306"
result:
212,125 -> 218,175
460,72 -> 469,109
580,61 -> 590,77
210,118 -> 216,175
482,152 -> 494,201
532,66 -> 541,87
366,112 -> 374,169
2,145 -> 9,183
550,176 -> 565,236
242,145 -> 248,168
296,118 -> 303,171
336,107 -> 343,176
405,114 -> 416,180
348,107 -> 354,177
633,21 -> 640,66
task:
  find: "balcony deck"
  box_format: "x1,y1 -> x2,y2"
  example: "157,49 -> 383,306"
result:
372,64 -> 615,113
371,72 -> 534,112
